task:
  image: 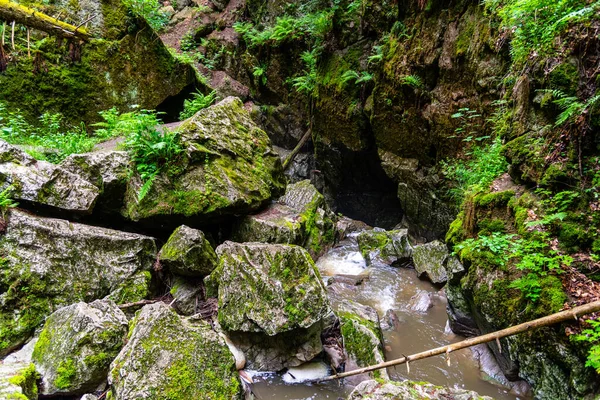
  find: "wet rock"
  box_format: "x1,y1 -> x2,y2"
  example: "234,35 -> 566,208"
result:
32,300 -> 128,396
446,255 -> 466,285
348,379 -> 493,399
0,209 -> 156,356
0,340 -> 39,400
158,225 -> 218,277
380,309 -> 401,331
356,228 -> 412,266
445,283 -> 479,337
205,241 -> 332,370
122,97 -> 286,225
335,217 -> 371,240
273,147 -> 314,184
0,140 -> 100,214
80,395 -> 99,400
408,290 -> 434,313
412,240 -> 449,285
334,300 -> 388,384
232,180 -> 335,258
108,303 -> 242,399
59,150 -> 130,213
169,275 -> 203,316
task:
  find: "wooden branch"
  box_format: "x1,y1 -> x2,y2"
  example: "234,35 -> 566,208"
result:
313,300 -> 600,383
0,0 -> 91,41
118,299 -> 159,310
282,128 -> 312,170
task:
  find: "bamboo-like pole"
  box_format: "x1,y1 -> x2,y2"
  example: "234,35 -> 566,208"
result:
282,128 -> 312,170
313,300 -> 600,382
0,0 -> 91,41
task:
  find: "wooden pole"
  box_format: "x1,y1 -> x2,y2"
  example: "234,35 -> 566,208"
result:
282,128 -> 312,170
0,0 -> 91,41
313,300 -> 600,383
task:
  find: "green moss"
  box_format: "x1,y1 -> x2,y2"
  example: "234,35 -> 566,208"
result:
474,190 -> 514,208
358,231 -> 391,260
108,271 -> 152,304
339,313 -> 382,369
7,364 -> 39,399
548,61 -> 579,96
54,358 -> 77,390
477,218 -> 506,235
445,212 -> 466,247
558,222 -> 592,252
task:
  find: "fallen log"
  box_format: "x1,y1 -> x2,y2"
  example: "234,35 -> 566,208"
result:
0,0 -> 91,41
282,128 -> 311,170
312,299 -> 600,382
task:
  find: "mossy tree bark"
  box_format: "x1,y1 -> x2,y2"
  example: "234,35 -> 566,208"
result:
0,0 -> 91,40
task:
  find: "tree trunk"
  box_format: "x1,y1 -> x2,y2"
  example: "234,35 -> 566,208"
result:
0,0 -> 91,41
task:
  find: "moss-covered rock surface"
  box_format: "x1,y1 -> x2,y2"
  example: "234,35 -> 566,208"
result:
32,300 -> 128,396
158,225 -> 218,277
108,302 -> 242,400
348,379 -> 493,400
0,209 -> 156,356
357,228 -> 412,266
122,97 -> 286,225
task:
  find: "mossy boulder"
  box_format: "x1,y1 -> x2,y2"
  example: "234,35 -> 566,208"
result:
0,340 -> 39,400
59,150 -> 130,214
122,97 -> 286,225
336,301 -> 388,384
232,180 -> 335,259
205,241 -> 332,370
0,140 -> 100,214
158,225 -> 218,277
108,302 -> 242,399
348,379 -> 493,400
357,228 -> 412,266
169,275 -> 203,316
412,240 -> 449,285
0,209 -> 156,356
32,300 -> 128,396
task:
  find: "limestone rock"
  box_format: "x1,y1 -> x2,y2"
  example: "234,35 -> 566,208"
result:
59,151 -> 130,213
206,242 -> 330,335
169,275 -> 203,316
108,303 -> 242,399
412,240 -> 449,285
348,379 -> 493,400
0,209 -> 156,356
0,140 -> 100,214
32,300 -> 128,396
122,97 -> 286,224
205,241 -> 332,370
336,301 -> 388,385
0,340 -> 39,400
232,180 -> 335,258
356,228 -> 412,266
158,225 -> 218,277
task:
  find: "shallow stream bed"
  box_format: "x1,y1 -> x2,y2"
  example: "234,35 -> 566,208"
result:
252,234 -> 526,400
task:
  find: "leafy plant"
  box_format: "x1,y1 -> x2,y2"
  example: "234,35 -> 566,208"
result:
291,49 -> 320,98
340,70 -> 373,87
0,185 -> 18,216
541,89 -> 600,127
179,90 -> 217,120
573,319 -> 600,373
367,45 -> 384,65
253,65 -> 268,86
123,0 -> 170,31
400,74 -> 423,89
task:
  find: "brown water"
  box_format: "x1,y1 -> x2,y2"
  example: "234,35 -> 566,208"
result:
251,235 -> 526,400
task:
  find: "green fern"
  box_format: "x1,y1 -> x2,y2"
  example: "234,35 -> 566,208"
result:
179,90 -> 217,120
0,185 -> 18,216
400,74 -> 423,89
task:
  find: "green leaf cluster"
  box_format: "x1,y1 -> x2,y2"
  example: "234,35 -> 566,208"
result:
573,319 -> 600,373
179,90 -> 217,120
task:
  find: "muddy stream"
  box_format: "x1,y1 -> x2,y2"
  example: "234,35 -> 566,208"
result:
250,233 -> 527,400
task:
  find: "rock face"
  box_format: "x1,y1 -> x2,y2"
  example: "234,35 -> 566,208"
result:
0,140 -> 100,214
232,180 -> 335,258
122,97 -> 286,225
158,225 -> 218,277
59,150 -> 130,213
0,209 -> 156,356
169,275 -> 204,316
32,300 -> 128,396
348,379 -> 493,400
357,228 -> 412,266
205,241 -> 332,370
109,303 -> 242,399
0,340 -> 39,400
412,240 -> 449,285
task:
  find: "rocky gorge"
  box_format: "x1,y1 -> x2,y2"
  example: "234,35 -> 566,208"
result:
1,0 -> 600,398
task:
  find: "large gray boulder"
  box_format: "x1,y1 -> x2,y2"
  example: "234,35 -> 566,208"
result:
158,225 -> 218,277
108,303 -> 242,399
205,241 -> 332,370
412,240 -> 449,285
121,97 -> 286,224
0,340 -> 39,400
357,228 -> 412,266
32,300 -> 128,396
0,140 -> 99,214
59,150 -> 130,213
348,379 -> 493,399
0,209 -> 156,356
232,180 -> 335,258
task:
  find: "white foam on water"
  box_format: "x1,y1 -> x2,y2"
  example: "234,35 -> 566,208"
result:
316,249 -> 366,276
282,361 -> 331,384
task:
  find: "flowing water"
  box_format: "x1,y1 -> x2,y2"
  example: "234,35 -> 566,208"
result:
252,234 -> 528,400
